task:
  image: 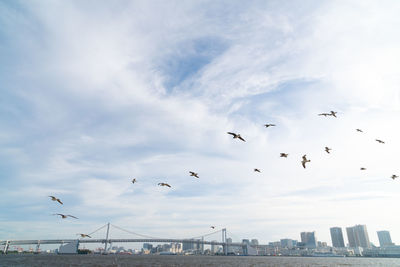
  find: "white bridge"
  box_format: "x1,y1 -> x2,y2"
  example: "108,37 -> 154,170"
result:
0,223 -> 255,255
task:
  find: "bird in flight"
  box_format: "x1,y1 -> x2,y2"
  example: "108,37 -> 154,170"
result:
318,111 -> 337,117
356,129 -> 363,133
254,168 -> 261,173
158,183 -> 171,188
227,132 -> 246,142
280,153 -> 288,158
301,155 -> 310,169
210,226 -> 216,229
376,139 -> 385,144
131,178 -> 137,184
77,233 -> 92,238
264,124 -> 276,128
360,167 -> 366,171
391,175 -> 398,180
325,147 -> 332,154
49,196 -> 63,205
189,171 -> 199,178
53,214 -> 78,219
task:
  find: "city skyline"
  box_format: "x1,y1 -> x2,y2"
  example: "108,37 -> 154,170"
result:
1,1 -> 400,246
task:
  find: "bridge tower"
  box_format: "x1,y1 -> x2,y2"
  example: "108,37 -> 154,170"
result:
3,240 -> 9,254
222,228 -> 227,255
104,222 -> 110,252
36,240 -> 41,253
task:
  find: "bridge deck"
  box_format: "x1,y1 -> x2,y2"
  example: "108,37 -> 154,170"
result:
1,238 -> 245,247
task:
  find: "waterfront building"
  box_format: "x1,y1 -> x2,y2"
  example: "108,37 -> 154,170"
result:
182,239 -> 194,251
143,243 -> 153,251
346,224 -> 371,248
280,239 -> 293,249
251,239 -> 259,246
211,240 -> 219,254
377,230 -> 394,247
330,227 -> 345,248
300,231 -> 317,248
170,243 -> 182,253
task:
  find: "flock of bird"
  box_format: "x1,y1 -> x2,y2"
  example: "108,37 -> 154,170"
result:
48,110 -> 398,238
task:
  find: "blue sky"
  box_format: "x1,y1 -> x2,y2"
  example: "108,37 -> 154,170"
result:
1,0 -> 400,247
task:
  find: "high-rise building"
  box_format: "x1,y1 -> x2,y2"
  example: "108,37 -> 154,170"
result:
211,240 -> 220,253
300,231 -> 317,248
330,227 -> 345,248
346,225 -> 371,248
280,239 -> 293,248
143,243 -> 153,251
377,231 -> 394,247
182,239 -> 194,251
251,239 -> 259,246
242,239 -> 250,245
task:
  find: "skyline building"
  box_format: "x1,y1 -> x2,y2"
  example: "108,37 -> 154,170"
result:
182,239 -> 194,251
330,227 -> 345,248
251,239 -> 259,246
346,224 -> 371,248
211,240 -> 219,253
300,231 -> 317,248
280,239 -> 293,249
377,230 -> 394,247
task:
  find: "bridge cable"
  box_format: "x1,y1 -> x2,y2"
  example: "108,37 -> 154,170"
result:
87,224 -> 108,237
110,224 -> 162,239
110,224 -> 225,241
188,229 -> 223,240
226,230 -> 241,242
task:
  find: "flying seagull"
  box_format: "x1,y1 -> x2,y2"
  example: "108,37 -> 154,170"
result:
301,155 -> 310,169
158,183 -> 171,188
189,171 -> 199,178
254,168 -> 261,173
376,139 -> 385,144
210,226 -> 216,229
53,214 -> 78,219
330,111 -> 337,117
325,147 -> 332,154
264,124 -> 276,128
280,153 -> 288,158
356,129 -> 363,133
131,178 -> 137,184
227,132 -> 246,142
360,167 -> 366,171
391,175 -> 398,180
77,233 -> 92,238
49,196 -> 63,205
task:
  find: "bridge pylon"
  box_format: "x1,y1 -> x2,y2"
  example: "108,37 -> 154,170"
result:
222,228 -> 227,255
104,222 -> 110,253
3,240 -> 9,254
36,240 -> 41,253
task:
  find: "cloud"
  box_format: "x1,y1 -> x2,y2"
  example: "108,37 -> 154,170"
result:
1,0 -> 400,247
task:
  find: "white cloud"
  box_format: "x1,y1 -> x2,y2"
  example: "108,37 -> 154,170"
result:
1,0 -> 400,247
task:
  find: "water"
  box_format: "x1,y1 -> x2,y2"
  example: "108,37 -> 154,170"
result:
1,255 -> 400,267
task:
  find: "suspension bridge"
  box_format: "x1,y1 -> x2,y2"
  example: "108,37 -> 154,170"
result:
0,223 -> 255,255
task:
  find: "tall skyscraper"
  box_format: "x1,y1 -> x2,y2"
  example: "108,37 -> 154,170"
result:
346,224 -> 371,248
280,239 -> 293,249
300,231 -> 317,248
330,227 -> 345,248
377,231 -> 394,247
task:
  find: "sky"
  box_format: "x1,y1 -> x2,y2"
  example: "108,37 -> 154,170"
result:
1,0 -> 400,248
